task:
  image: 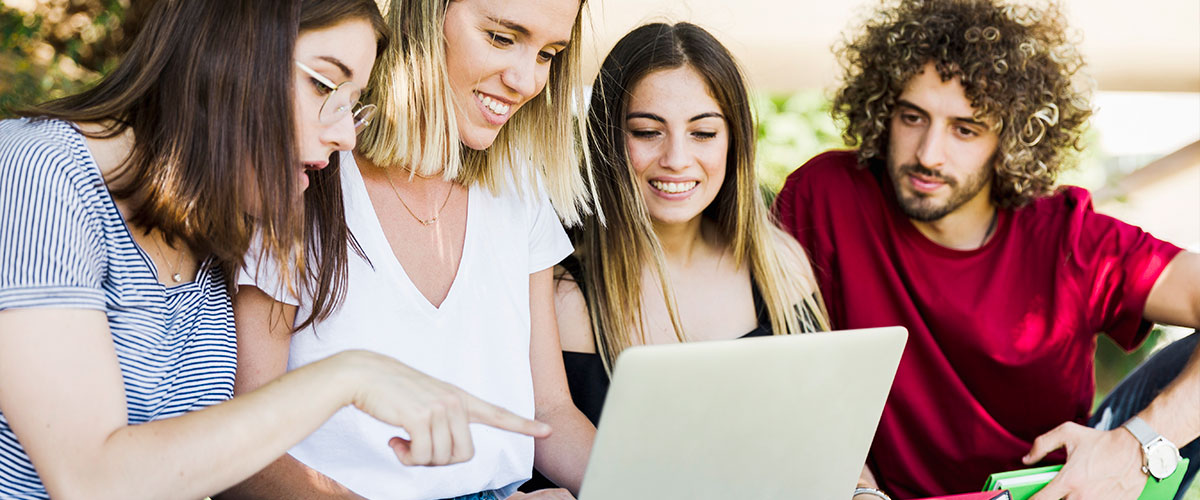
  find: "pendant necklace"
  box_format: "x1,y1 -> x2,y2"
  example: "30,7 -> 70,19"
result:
384,168 -> 454,226
150,235 -> 186,283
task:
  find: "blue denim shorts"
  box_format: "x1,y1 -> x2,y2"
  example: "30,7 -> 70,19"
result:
444,490 -> 501,500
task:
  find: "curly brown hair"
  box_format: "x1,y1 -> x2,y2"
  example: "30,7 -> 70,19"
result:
833,0 -> 1093,207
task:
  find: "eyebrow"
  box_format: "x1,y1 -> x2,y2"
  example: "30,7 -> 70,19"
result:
625,111 -> 725,123
316,55 -> 353,80
896,99 -> 988,128
486,16 -> 569,47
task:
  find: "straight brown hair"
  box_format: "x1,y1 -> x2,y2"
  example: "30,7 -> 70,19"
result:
23,0 -> 388,330
295,0 -> 389,331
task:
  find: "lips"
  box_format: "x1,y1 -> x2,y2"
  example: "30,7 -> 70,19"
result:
297,161 -> 327,191
649,180 -> 699,194
473,91 -> 515,125
908,173 -> 945,192
900,165 -> 954,194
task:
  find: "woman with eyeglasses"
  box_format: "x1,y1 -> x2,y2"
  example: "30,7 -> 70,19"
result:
229,0 -> 597,499
0,2 -> 549,499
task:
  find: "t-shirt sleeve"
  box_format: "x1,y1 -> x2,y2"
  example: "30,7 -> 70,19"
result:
0,136 -> 107,312
773,158 -> 817,250
527,188 -> 573,274
1069,189 -> 1183,350
236,234 -> 301,306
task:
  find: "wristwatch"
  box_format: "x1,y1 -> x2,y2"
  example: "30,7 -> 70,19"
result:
1122,416 -> 1182,480
853,486 -> 892,500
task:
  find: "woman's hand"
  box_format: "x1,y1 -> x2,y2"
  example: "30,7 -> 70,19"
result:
334,350 -> 552,466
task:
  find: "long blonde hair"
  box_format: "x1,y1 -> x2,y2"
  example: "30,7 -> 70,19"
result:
576,22 -> 829,372
358,0 -> 594,225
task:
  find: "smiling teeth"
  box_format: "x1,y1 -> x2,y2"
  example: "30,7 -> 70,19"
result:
475,92 -> 510,115
650,180 -> 698,193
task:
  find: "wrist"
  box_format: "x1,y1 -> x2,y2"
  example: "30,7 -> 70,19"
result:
1122,415 -> 1183,480
853,486 -> 891,500
321,350 -> 372,408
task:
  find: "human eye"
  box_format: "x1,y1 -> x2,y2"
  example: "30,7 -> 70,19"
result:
955,125 -> 980,138
488,32 -> 515,47
692,130 -> 718,140
310,77 -> 334,96
537,49 -> 557,64
897,111 -> 924,126
628,129 -> 661,139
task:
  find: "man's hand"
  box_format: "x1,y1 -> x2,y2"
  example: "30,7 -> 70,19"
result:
1024,422 -> 1146,500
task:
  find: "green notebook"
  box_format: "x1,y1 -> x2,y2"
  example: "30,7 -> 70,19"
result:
981,458 -> 1189,500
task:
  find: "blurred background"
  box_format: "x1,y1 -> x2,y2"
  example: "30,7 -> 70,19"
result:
1,0 -> 1197,496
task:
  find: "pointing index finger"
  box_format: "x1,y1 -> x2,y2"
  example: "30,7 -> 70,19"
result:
464,394 -> 551,438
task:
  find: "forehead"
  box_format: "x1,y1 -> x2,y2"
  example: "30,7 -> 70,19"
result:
296,18 -> 377,86
897,64 -> 981,120
457,0 -> 580,42
627,66 -> 721,116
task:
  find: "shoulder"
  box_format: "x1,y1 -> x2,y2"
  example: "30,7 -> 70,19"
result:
776,150 -> 873,207
0,118 -> 79,171
0,119 -> 100,203
1016,186 -> 1112,232
553,265 -> 596,354
781,150 -> 863,187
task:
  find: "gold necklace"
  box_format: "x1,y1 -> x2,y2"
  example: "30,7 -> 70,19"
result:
383,168 -> 454,226
149,234 -> 186,283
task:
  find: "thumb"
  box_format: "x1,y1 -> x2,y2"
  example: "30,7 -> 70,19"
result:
1027,472 -> 1070,500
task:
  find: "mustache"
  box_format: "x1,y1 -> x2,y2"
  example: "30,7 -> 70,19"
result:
898,163 -> 957,187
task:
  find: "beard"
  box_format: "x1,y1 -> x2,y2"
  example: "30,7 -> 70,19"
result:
889,161 -> 992,222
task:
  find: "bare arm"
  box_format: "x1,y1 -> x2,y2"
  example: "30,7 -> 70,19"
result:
0,302 -> 551,500
1026,251 -> 1200,500
1137,250 -> 1200,450
529,268 -> 596,495
219,286 -> 363,500
0,307 -> 354,500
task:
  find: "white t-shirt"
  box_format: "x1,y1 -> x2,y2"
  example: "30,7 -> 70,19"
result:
239,151 -> 573,500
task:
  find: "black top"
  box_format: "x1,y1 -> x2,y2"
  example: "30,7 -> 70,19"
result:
557,255 -> 776,426
523,256 -> 819,491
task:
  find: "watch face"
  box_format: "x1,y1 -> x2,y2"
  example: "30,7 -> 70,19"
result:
1146,443 -> 1179,479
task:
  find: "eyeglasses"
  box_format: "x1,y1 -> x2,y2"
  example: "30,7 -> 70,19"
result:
295,60 -> 376,132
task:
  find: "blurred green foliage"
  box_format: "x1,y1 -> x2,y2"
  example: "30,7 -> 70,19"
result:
753,89 -> 844,194
0,0 -> 131,117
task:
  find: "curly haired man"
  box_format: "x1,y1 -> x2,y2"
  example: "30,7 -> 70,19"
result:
773,1 -> 1200,499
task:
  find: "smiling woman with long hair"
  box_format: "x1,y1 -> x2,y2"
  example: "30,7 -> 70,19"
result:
0,2 -> 549,499
229,0 -> 597,499
559,20 -> 828,422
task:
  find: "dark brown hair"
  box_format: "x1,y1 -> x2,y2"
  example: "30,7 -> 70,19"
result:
833,0 -> 1092,208
23,0 -> 388,329
296,0 -> 389,331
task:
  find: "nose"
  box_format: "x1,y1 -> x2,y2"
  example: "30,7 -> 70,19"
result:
915,127 -> 947,169
322,112 -> 357,152
500,52 -> 541,99
659,133 -> 690,171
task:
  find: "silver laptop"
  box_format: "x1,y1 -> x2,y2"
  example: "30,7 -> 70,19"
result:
576,327 -> 907,500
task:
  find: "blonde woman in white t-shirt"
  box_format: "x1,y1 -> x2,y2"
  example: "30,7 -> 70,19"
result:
224,0 -> 596,499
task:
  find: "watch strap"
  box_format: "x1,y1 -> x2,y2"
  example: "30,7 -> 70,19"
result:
854,487 -> 892,500
1123,416 -> 1160,447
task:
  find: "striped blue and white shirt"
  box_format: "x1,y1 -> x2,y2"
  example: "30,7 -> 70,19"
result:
0,118 -> 237,499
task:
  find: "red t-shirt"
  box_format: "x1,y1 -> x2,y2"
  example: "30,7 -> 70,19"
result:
773,150 -> 1183,498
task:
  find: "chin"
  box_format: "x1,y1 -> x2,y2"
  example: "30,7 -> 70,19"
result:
460,130 -> 501,151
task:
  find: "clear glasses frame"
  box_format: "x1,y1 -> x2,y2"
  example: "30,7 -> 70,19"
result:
295,60 -> 376,132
